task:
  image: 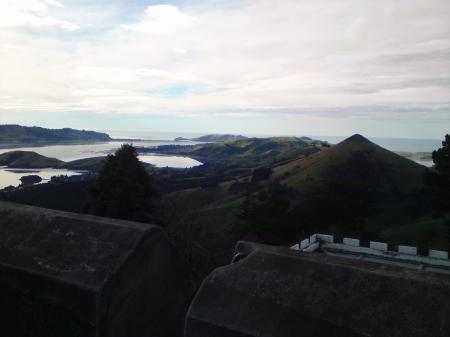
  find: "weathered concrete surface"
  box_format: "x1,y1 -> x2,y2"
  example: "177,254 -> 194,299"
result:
186,241 -> 450,337
0,201 -> 192,337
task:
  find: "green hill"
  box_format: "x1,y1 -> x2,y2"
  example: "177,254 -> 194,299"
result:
275,134 -> 426,193
0,151 -> 63,168
268,134 -> 428,238
153,137 -> 326,168
0,125 -> 111,146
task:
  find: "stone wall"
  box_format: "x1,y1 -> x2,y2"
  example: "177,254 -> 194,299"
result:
186,241 -> 450,337
0,201 -> 193,337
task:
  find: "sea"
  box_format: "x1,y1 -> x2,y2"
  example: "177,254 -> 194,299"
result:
0,131 -> 441,189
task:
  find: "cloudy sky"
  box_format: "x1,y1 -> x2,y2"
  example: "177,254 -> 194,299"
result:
0,0 -> 449,138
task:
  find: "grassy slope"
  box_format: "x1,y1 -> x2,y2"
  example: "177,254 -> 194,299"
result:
272,134 -> 428,236
64,157 -> 106,171
0,151 -> 63,168
274,134 -> 425,193
156,137 -> 325,168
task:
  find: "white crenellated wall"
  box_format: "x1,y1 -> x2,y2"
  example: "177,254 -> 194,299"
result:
343,238 -> 360,247
291,233 -> 449,267
317,234 -> 334,243
429,250 -> 448,259
398,245 -> 417,255
369,241 -> 388,251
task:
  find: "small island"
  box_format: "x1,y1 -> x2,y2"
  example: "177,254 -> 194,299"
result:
20,175 -> 42,185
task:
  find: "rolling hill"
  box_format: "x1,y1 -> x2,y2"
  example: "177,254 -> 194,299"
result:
274,134 -> 426,193
0,151 -> 63,168
0,150 -> 107,171
151,137 -> 327,168
0,125 -> 111,146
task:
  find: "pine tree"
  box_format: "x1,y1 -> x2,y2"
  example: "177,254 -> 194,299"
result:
85,144 -> 156,222
424,134 -> 450,216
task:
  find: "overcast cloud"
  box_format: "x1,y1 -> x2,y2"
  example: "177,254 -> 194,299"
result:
0,0 -> 449,137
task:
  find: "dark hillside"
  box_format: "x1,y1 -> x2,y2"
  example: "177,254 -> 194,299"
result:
0,180 -> 92,212
0,151 -> 63,168
0,124 -> 111,145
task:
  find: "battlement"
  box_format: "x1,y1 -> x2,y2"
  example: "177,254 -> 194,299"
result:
291,234 -> 450,273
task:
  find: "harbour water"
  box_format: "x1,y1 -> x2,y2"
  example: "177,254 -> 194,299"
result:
0,137 -> 202,189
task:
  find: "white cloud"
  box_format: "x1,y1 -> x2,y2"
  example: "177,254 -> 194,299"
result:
0,0 -> 78,31
122,4 -> 195,35
0,0 -> 449,135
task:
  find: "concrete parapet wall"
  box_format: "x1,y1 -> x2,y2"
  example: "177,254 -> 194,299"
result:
293,234 -> 449,266
0,201 -> 192,337
303,242 -> 320,252
317,234 -> 334,243
186,241 -> 450,337
343,238 -> 360,247
369,241 -> 388,251
429,249 -> 449,259
300,238 -> 310,249
398,245 -> 417,255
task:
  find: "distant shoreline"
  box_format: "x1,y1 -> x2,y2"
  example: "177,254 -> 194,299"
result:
0,138 -> 193,150
0,140 -> 112,150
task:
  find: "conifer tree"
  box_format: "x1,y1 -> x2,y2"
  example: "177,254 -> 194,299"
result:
85,144 -> 156,222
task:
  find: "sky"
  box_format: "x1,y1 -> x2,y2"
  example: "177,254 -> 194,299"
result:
0,0 -> 449,139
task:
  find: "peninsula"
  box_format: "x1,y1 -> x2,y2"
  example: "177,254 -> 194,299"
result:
0,125 -> 112,147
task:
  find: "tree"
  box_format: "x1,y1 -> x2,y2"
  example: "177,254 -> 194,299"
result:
432,134 -> 450,176
424,134 -> 450,215
85,144 -> 156,222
